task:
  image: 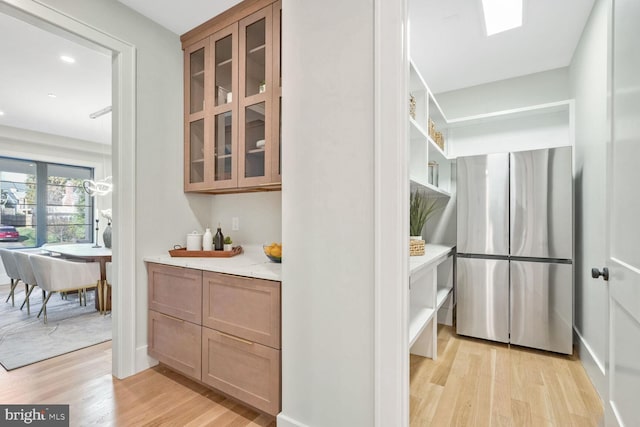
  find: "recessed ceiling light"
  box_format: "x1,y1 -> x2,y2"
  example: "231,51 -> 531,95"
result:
482,0 -> 523,36
48,93 -> 57,98
60,55 -> 76,63
0,111 -> 4,116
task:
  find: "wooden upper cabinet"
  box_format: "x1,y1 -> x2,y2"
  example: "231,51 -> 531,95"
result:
182,0 -> 282,194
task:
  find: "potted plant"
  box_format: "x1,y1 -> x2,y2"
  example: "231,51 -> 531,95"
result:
223,236 -> 233,251
410,190 -> 440,239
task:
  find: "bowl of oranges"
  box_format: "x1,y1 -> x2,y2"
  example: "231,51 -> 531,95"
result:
263,243 -> 282,263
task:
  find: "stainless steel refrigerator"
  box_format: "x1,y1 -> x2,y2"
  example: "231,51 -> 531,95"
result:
456,147 -> 573,354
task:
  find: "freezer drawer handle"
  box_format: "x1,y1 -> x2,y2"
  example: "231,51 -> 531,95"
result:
591,267 -> 609,281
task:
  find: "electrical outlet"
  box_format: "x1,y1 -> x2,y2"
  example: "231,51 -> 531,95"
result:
232,217 -> 239,231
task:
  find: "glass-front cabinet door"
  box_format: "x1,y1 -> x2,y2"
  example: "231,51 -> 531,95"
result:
185,40 -> 208,190
271,0 -> 282,182
183,1 -> 282,193
209,24 -> 239,189
239,6 -> 274,187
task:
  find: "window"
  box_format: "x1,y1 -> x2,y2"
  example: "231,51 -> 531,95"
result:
0,156 -> 94,248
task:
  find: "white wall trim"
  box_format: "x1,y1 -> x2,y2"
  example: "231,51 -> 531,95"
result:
574,327 -> 606,375
373,0 -> 409,425
574,327 -> 606,401
1,0 -> 138,379
276,414 -> 309,427
135,345 -> 158,371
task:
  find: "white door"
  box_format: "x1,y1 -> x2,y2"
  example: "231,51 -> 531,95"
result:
602,0 -> 640,425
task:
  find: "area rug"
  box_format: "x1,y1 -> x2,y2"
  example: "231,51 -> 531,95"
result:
0,283 -> 111,370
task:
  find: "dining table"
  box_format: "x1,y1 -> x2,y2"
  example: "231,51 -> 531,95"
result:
44,243 -> 112,313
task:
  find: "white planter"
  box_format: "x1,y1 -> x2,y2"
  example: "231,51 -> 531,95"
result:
224,244 -> 233,251
410,235 -> 423,240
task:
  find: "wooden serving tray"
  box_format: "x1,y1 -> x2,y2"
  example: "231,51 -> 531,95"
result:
169,246 -> 243,258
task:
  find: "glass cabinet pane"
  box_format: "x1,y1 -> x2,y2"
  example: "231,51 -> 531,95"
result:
190,48 -> 205,114
278,97 -> 282,175
214,112 -> 233,181
189,119 -> 205,183
278,8 -> 282,87
245,18 -> 266,97
215,35 -> 233,107
245,102 -> 265,178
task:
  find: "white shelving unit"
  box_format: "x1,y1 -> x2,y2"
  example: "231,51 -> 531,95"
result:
409,245 -> 455,360
409,60 -> 454,198
408,60 -> 457,361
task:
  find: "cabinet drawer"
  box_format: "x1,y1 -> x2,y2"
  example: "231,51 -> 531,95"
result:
202,272 -> 280,348
201,327 -> 280,416
148,310 -> 202,380
148,263 -> 202,324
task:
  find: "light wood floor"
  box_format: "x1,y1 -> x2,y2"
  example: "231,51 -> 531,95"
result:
410,325 -> 604,426
0,325 -> 603,426
0,342 -> 275,427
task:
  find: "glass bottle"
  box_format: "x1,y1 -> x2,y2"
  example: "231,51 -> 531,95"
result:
214,223 -> 224,251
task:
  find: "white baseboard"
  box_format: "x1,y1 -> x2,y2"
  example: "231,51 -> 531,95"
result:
276,413 -> 309,427
135,344 -> 158,373
574,327 -> 607,402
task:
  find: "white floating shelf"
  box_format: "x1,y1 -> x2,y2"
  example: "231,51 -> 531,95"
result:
446,100 -> 572,128
409,118 -> 429,140
410,178 -> 451,198
427,135 -> 449,160
409,305 -> 435,348
436,287 -> 453,310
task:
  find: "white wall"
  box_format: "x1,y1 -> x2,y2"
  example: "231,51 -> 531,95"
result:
569,0 -> 609,398
206,192 -> 281,246
436,67 -> 571,119
448,108 -> 572,158
36,0 -> 205,367
279,0 -> 375,425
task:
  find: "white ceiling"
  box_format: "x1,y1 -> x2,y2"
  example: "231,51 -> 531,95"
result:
1,0 -> 595,147
410,0 -> 596,94
0,12 -> 111,145
118,0 -> 243,35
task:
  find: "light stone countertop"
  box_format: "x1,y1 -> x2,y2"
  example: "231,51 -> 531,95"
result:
409,244 -> 456,275
143,244 -> 282,281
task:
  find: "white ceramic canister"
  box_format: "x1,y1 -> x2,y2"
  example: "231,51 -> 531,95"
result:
186,231 -> 203,251
203,228 -> 213,251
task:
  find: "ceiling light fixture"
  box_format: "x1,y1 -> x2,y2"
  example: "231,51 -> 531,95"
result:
47,93 -> 57,98
0,111 -> 4,116
482,0 -> 523,36
89,106 -> 112,119
60,55 -> 76,63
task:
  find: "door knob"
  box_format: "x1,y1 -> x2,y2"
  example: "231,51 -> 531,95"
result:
591,267 -> 609,281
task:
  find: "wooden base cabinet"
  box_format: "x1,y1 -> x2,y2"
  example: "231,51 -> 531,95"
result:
202,272 -> 280,348
148,310 -> 202,380
202,328 -> 280,415
147,262 -> 281,416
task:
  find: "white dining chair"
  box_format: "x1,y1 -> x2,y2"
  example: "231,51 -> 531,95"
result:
13,250 -> 46,315
29,254 -> 100,323
0,248 -> 22,306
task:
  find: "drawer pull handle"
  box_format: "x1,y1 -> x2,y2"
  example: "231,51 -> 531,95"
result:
218,331 -> 253,345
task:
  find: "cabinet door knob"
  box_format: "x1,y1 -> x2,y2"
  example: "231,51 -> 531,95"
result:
591,267 -> 609,281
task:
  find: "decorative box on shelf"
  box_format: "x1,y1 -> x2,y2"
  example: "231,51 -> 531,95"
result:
410,238 -> 425,256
